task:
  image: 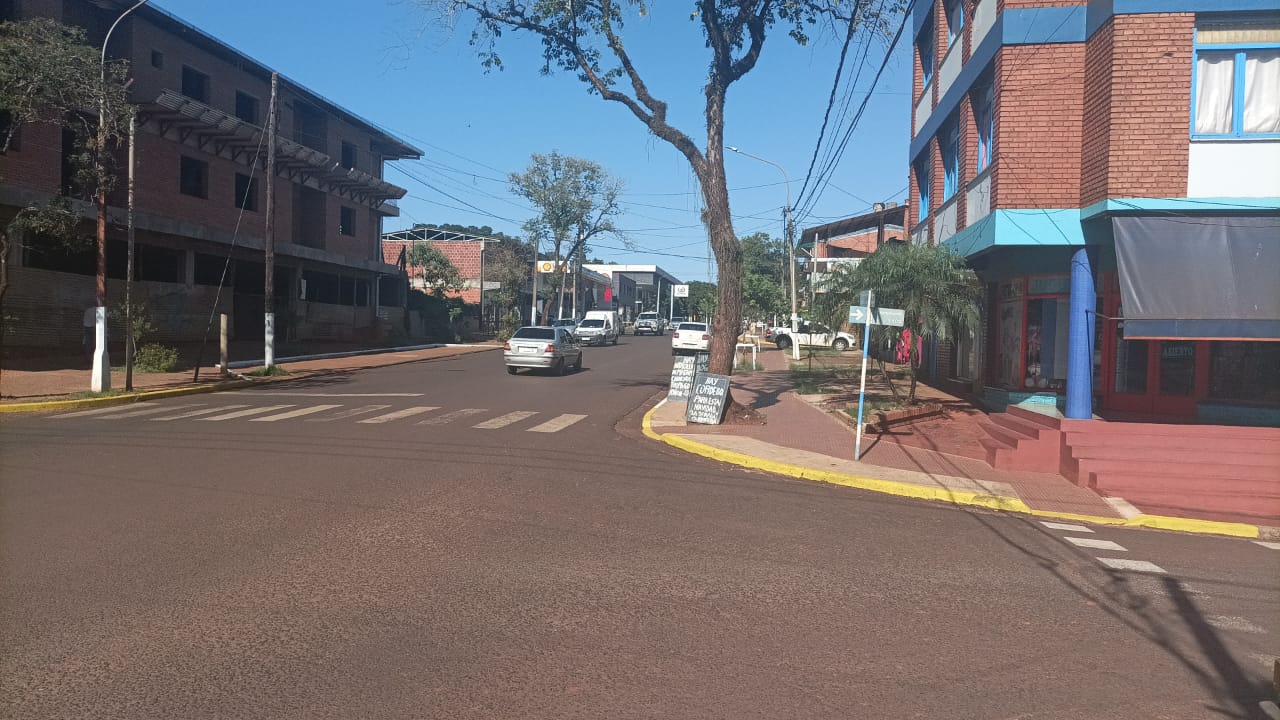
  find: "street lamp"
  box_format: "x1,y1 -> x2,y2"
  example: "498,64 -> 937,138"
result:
91,0 -> 151,392
726,145 -> 799,360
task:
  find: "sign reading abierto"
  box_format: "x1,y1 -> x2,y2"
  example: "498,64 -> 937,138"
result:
672,284 -> 690,297
686,372 -> 731,425
668,356 -> 698,400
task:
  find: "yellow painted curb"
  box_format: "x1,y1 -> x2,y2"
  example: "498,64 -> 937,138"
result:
0,380 -> 252,414
641,404 -> 1262,540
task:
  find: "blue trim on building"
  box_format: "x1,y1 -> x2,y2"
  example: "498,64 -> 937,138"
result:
1002,6 -> 1087,45
911,14 -> 1002,161
913,0 -> 931,40
1080,197 -> 1280,219
942,209 -> 1085,258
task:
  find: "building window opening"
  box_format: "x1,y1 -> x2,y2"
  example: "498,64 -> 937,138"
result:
150,50 -> 164,69
1193,19 -> 1280,137
1209,341 -> 1280,403
303,270 -> 341,304
1024,297 -> 1070,390
234,173 -> 258,211
942,120 -> 960,201
945,0 -> 964,45
194,252 -> 228,286
234,91 -> 259,125
913,154 -> 931,221
136,244 -> 184,283
917,13 -> 935,87
340,206 -> 356,236
340,141 -> 357,169
180,156 -> 208,198
181,65 -> 209,103
973,79 -> 994,172
293,102 -> 328,153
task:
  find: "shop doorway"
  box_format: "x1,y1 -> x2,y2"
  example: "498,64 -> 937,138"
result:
1101,289 -> 1207,418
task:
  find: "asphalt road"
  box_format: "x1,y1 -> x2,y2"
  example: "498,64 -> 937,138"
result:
2,334 -> 1277,719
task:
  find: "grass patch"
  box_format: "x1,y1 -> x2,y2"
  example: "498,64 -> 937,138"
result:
246,365 -> 291,377
789,366 -> 855,394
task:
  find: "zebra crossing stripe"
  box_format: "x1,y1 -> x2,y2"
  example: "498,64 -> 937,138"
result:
417,408 -> 487,426
92,404 -> 200,420
1040,521 -> 1093,533
52,404 -> 161,419
306,405 -> 390,422
199,405 -> 295,422
1097,558 -> 1166,574
527,413 -> 587,433
250,405 -> 343,422
473,411 -> 538,429
151,405 -> 250,421
1064,537 -> 1127,552
357,406 -> 440,424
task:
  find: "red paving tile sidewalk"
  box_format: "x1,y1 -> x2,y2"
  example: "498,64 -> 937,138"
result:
668,346 -> 1125,519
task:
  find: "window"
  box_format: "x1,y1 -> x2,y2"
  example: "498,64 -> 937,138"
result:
914,155 -> 931,220
340,206 -> 356,236
1210,341 -> 1280,402
136,244 -> 184,283
194,253 -> 227,286
973,80 -> 994,172
942,120 -> 960,201
917,14 -> 935,87
234,91 -> 259,124
340,141 -> 357,169
181,65 -> 209,103
179,156 -> 208,198
150,50 -> 164,69
1193,19 -> 1280,137
234,173 -> 258,211
945,0 -> 964,44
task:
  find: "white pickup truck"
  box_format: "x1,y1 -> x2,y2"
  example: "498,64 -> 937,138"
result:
770,320 -> 858,352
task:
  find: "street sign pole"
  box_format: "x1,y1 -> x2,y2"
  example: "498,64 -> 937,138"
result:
854,290 -> 875,461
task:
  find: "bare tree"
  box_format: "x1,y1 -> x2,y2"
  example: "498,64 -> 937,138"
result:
419,0 -> 885,376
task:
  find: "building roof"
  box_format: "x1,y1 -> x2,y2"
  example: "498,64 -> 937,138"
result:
581,264 -> 682,285
797,204 -> 908,251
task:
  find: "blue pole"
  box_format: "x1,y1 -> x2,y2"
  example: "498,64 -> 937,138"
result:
1066,247 -> 1095,419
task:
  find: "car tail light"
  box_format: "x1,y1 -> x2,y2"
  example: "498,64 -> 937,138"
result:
503,342 -> 511,350
545,344 -> 556,352
673,331 -> 680,338
702,334 -> 710,340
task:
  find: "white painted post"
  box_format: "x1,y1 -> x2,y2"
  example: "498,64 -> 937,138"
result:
854,290 -> 875,461
91,306 -> 109,392
219,313 -> 229,377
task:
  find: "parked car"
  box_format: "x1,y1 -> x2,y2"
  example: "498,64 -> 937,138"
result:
671,322 -> 711,356
634,311 -> 665,336
550,317 -> 580,332
771,320 -> 858,352
577,310 -> 621,345
670,316 -> 688,327
504,326 -> 583,375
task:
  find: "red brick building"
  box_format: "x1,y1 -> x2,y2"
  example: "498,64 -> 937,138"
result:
907,0 -> 1280,425
0,0 -> 420,349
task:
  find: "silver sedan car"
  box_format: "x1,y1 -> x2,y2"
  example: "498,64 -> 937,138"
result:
504,326 -> 584,375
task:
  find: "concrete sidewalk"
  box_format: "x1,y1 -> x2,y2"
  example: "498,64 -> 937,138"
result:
644,346 -> 1271,540
0,343 -> 501,411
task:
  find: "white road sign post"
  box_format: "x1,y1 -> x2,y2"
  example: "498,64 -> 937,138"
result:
854,291 -> 875,461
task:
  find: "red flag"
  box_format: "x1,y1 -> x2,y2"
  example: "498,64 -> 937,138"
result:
604,286 -> 612,302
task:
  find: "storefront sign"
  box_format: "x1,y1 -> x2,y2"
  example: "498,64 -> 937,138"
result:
686,372 -> 731,425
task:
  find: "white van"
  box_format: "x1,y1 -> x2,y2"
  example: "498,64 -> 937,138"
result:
576,310 -> 621,346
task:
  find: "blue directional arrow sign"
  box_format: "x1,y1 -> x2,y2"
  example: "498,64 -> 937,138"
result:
848,306 -> 905,327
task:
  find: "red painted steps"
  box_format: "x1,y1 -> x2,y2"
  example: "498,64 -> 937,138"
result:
977,406 -> 1062,472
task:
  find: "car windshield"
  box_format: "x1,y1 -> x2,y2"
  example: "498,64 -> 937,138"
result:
579,319 -> 604,328
638,313 -> 657,320
511,327 -> 555,340
678,323 -> 708,332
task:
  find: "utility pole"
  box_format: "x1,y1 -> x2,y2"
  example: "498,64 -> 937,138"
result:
478,239 -> 486,333
264,72 -> 277,368
530,238 -> 539,325
124,115 -> 136,390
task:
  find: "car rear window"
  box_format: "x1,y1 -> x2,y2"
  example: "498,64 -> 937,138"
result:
512,327 -> 555,340
678,323 -> 707,332
579,319 -> 604,328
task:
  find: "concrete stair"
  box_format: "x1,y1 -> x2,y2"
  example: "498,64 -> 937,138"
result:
977,406 -> 1062,473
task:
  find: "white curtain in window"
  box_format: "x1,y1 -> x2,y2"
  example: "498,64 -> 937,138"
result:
1244,49 -> 1280,134
1195,53 -> 1235,134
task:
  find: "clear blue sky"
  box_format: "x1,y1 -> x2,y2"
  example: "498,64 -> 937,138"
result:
152,0 -> 912,283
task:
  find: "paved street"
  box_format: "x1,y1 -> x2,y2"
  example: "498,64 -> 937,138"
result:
2,336 -> 1277,719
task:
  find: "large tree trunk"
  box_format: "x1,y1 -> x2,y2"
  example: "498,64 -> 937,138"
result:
697,115 -> 741,377
0,229 -> 8,393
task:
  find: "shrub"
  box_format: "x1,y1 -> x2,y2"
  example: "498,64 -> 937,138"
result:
134,343 -> 179,373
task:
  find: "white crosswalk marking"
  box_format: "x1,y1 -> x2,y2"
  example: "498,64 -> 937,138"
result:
1253,541 -> 1280,550
1040,521 -> 1094,533
357,406 -> 440,424
1206,616 -> 1268,634
306,404 -> 390,422
52,404 -> 157,419
93,404 -> 200,419
417,408 -> 487,426
527,413 -> 587,433
1064,537 -> 1127,551
151,405 -> 250,421
250,404 -> 343,422
473,411 -> 538,429
1097,558 -> 1166,574
199,405 -> 294,422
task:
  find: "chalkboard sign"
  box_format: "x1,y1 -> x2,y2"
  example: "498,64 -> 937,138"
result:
686,372 -> 731,425
669,356 -> 698,399
694,352 -> 711,374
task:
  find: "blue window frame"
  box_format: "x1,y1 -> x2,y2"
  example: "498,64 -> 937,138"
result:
1192,22 -> 1280,139
942,121 -> 960,201
973,80 -> 994,172
914,155 -> 931,221
945,0 -> 964,46
917,14 -> 935,88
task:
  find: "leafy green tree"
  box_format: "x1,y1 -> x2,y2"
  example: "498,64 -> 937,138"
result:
509,151 -> 621,321
421,0 -> 892,376
739,232 -> 787,321
686,280 -> 718,321
406,242 -> 464,296
826,243 -> 981,403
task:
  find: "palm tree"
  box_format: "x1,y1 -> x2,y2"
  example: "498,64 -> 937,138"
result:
827,243 -> 981,403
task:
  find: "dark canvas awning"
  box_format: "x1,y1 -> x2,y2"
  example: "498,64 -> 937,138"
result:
1114,216 -> 1280,340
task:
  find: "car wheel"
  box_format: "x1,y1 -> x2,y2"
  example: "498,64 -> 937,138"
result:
775,336 -> 791,350
554,358 -> 565,376
612,335 -> 619,346
506,366 -> 518,375
574,353 -> 583,372
833,338 -> 850,352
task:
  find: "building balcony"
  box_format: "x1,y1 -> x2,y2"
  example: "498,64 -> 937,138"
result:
914,76 -> 935,138
965,166 -> 993,226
